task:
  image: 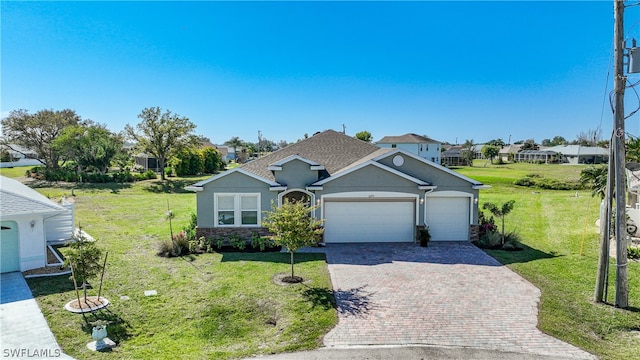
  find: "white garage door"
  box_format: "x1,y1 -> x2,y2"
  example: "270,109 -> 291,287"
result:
323,201 -> 415,243
425,197 -> 470,241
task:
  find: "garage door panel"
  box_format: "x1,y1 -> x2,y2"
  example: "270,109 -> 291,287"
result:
324,201 -> 415,243
425,197 -> 469,241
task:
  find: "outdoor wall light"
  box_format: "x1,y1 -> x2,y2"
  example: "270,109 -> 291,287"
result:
474,197 -> 479,204
419,198 -> 424,205
30,219 -> 36,229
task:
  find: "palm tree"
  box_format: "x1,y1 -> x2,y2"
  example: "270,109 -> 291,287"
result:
224,137 -> 244,162
482,200 -> 515,245
627,135 -> 640,163
579,165 -> 608,200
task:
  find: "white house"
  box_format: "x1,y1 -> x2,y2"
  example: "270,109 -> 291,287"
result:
0,144 -> 42,168
543,145 -> 609,164
376,134 -> 442,164
0,176 -> 73,273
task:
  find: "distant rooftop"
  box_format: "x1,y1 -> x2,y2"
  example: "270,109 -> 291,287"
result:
377,133 -> 441,144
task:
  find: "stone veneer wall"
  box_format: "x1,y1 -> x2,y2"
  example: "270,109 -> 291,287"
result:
469,224 -> 480,242
196,227 -> 272,240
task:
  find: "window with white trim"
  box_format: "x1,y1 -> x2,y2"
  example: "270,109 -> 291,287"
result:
215,193 -> 260,226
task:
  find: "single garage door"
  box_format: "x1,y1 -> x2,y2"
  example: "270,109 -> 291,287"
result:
1,221 -> 20,273
323,200 -> 415,243
425,197 -> 470,241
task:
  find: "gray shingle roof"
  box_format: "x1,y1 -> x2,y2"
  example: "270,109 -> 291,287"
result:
377,133 -> 441,144
0,176 -> 67,216
240,130 -> 383,181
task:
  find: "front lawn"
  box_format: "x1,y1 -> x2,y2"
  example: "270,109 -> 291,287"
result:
14,172 -> 336,359
458,161 -> 640,360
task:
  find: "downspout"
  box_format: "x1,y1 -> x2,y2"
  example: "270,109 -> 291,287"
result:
422,188 -> 435,227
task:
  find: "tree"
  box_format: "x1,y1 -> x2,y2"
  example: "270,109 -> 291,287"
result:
460,139 -> 475,166
125,107 -> 198,180
63,230 -> 104,302
173,147 -> 204,176
262,200 -> 324,283
482,200 -> 515,245
224,136 -> 244,162
627,135 -> 640,163
520,139 -> 539,151
574,129 -> 601,146
481,145 -> 500,164
1,109 -> 81,170
486,138 -> 505,147
53,123 -> 123,175
355,131 -> 373,142
580,165 -> 608,200
278,140 -> 290,149
201,147 -> 224,173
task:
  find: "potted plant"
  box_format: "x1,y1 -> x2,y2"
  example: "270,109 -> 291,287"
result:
418,227 -> 431,247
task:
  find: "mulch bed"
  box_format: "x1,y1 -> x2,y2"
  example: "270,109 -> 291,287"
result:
23,265 -> 69,277
47,246 -> 63,264
65,296 -> 109,313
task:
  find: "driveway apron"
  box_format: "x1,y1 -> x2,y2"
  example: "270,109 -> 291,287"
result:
1,272 -> 73,359
323,242 -> 595,359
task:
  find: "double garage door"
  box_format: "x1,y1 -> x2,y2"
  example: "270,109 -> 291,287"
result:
323,196 -> 470,243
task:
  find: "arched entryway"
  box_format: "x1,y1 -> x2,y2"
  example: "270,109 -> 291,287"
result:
279,189 -> 314,206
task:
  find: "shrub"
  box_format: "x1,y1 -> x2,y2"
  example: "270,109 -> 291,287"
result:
157,231 -> 190,257
478,211 -> 496,238
251,232 -> 276,251
228,233 -> 246,250
182,213 -> 197,241
515,174 -> 582,190
502,231 -> 523,251
477,231 -> 502,249
628,246 -> 640,259
157,240 -> 175,257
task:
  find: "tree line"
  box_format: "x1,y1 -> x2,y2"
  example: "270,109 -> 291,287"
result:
0,107 -> 225,182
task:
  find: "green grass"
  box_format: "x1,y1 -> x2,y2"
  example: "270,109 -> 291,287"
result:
459,161 -> 640,360
5,168 -> 336,359
0,165 -> 31,178
455,159 -> 588,186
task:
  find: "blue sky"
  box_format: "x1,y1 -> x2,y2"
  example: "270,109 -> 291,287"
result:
2,1 -> 639,145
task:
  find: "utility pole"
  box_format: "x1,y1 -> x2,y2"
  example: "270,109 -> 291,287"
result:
258,130 -> 262,158
613,0 -> 628,308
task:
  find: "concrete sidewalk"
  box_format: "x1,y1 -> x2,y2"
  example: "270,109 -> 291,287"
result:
1,272 -> 74,359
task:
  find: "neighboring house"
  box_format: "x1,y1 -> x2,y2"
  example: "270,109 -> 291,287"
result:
513,150 -> 561,163
215,145 -> 230,162
376,134 -> 442,164
186,130 -> 488,243
544,145 -> 609,164
0,176 -> 73,273
441,145 -> 464,166
133,153 -> 161,172
498,144 -> 522,163
0,144 -> 42,168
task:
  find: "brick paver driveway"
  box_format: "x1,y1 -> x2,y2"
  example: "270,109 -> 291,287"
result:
323,242 -> 595,359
